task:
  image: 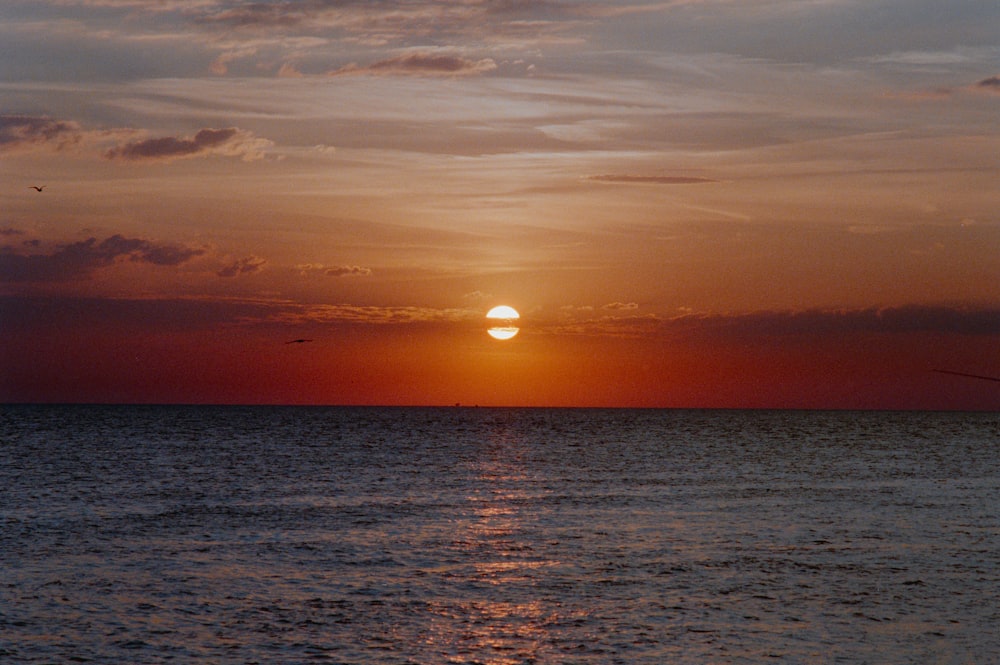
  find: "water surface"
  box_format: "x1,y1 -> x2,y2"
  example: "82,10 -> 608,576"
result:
1,406 -> 997,663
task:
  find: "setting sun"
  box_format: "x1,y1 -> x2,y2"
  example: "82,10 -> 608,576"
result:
486,306 -> 520,340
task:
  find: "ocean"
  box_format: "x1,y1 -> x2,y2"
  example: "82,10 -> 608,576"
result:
1,406 -> 997,664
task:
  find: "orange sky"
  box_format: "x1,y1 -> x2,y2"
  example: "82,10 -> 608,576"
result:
2,1 -> 999,408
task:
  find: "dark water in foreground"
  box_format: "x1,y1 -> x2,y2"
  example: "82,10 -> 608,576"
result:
1,406 -> 998,664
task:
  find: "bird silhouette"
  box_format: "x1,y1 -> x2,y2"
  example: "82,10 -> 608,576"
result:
285,338 -> 314,344
29,185 -> 46,192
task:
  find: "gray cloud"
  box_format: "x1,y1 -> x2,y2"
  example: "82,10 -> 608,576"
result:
329,53 -> 497,77
0,115 -> 82,152
976,75 -> 1000,92
105,127 -> 271,162
0,234 -> 205,283
217,256 -> 267,278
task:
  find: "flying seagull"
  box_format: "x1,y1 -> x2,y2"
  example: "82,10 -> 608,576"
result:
932,369 -> 1000,383
285,338 -> 314,344
29,185 -> 46,192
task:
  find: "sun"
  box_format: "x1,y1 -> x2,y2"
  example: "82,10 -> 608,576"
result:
486,305 -> 520,340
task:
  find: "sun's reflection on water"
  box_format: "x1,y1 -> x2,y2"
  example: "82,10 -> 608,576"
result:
421,417 -> 572,664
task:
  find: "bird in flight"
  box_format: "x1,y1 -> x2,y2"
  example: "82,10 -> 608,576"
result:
285,338 -> 314,344
29,185 -> 46,192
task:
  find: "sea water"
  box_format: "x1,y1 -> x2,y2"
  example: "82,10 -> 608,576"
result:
1,406 -> 997,664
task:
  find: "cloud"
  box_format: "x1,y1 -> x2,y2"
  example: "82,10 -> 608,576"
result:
296,263 -> 371,277
975,75 -> 1000,94
588,174 -> 717,185
190,1 -> 573,48
548,313 -> 662,338
210,46 -> 260,75
281,303 -> 475,326
669,305 -> 1000,339
602,301 -> 640,311
195,3 -> 311,28
895,74 -> 1000,101
0,115 -> 83,153
0,234 -> 204,283
328,53 -> 497,77
105,127 -> 272,162
217,256 -> 267,278
0,295 -> 479,344
544,305 -> 1000,339
325,265 -> 372,277
463,290 -> 492,302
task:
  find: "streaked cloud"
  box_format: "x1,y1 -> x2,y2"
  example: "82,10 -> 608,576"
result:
588,175 -> 717,185
0,235 -> 204,283
296,263 -> 372,277
671,306 -> 1000,339
328,52 -> 497,78
283,303 -> 476,326
105,127 -> 272,162
543,305 -> 1000,340
545,313 -> 662,338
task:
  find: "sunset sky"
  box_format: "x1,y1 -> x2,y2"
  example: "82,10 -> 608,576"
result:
2,0 -> 998,409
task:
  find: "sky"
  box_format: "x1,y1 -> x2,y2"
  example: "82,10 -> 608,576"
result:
1,0 -> 999,409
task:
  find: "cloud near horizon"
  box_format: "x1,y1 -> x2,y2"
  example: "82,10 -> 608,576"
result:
0,235 -> 205,283
546,305 -> 1000,339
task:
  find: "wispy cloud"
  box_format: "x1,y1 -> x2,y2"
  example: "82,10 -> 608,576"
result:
190,0 -> 575,45
217,256 -> 267,278
106,127 -> 272,162
892,73 -> 1000,100
328,52 -> 497,77
296,263 -> 372,277
588,174 -> 717,185
0,115 -> 83,153
0,235 -> 204,283
284,303 -> 476,326
602,301 -> 639,311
